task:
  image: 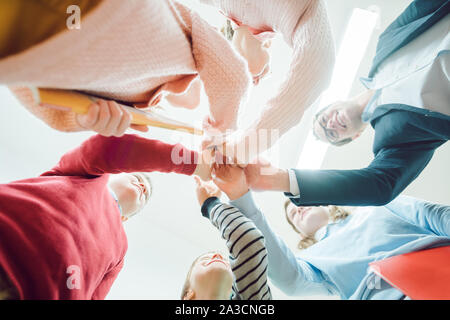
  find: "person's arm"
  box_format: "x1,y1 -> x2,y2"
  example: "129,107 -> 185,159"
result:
174,2 -> 250,133
385,196 -> 450,237
201,197 -> 272,300
287,141 -> 445,206
230,191 -> 333,296
44,134 -> 198,177
9,88 -> 149,135
223,0 -> 335,163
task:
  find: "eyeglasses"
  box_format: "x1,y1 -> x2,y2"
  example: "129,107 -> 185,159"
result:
315,112 -> 339,143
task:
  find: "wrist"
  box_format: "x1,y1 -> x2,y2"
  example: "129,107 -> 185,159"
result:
226,187 -> 250,201
267,169 -> 290,192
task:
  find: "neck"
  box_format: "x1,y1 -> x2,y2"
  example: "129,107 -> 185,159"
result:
352,90 -> 375,113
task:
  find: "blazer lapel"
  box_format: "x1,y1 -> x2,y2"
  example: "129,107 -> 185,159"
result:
368,0 -> 450,77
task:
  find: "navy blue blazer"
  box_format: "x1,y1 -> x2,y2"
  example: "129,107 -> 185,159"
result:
289,106 -> 450,206
288,1 -> 450,207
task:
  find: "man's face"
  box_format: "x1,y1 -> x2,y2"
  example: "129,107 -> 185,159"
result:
313,101 -> 365,145
108,173 -> 151,220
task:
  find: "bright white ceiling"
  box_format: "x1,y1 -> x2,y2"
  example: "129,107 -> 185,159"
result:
0,0 -> 448,300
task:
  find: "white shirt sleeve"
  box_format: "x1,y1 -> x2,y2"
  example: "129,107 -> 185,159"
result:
288,169 -> 300,197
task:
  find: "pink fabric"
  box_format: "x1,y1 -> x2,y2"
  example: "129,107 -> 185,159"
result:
202,0 -> 336,161
0,0 -> 251,133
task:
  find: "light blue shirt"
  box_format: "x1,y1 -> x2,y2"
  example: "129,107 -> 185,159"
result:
230,193 -> 450,300
361,13 -> 450,122
108,187 -> 122,216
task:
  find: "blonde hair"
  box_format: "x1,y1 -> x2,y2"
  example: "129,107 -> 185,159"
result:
283,199 -> 351,250
180,256 -> 200,300
180,251 -> 217,300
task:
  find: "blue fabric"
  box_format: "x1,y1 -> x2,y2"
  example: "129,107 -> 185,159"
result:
288,0 -> 450,207
231,192 -> 450,300
289,106 -> 450,206
368,0 -> 450,77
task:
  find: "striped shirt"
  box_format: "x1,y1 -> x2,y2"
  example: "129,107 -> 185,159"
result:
201,197 -> 272,300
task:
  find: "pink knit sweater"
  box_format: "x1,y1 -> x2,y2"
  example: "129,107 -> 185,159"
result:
0,0 -> 250,133
202,0 -> 335,157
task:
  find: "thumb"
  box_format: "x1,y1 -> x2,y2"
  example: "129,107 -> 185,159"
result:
76,103 -> 99,128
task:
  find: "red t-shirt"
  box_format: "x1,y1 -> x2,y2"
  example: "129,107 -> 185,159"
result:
0,134 -> 197,299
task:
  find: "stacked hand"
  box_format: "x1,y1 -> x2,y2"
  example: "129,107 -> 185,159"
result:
194,176 -> 222,206
211,162 -> 249,201
76,100 -> 149,137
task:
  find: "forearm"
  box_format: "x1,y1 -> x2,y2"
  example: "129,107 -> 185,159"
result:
201,197 -> 272,300
289,145 -> 439,206
386,196 -> 450,237
190,10 -> 250,132
230,192 -> 330,296
240,1 -> 335,158
50,134 -> 197,176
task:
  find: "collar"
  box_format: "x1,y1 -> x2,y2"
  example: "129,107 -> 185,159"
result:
108,187 -> 123,216
314,225 -> 328,241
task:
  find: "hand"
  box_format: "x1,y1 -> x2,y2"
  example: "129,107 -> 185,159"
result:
194,176 -> 222,206
244,158 -> 290,192
212,163 -> 249,200
76,100 -> 148,137
193,150 -> 214,181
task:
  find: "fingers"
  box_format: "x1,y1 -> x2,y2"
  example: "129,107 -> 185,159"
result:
76,100 -> 139,137
116,109 -> 132,136
76,103 -> 99,129
91,100 -> 112,134
102,101 -> 125,136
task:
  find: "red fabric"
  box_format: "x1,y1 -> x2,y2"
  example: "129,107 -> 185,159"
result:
370,246 -> 450,300
0,134 -> 197,299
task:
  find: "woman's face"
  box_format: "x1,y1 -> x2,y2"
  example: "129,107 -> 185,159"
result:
232,26 -> 271,85
286,203 -> 330,238
188,252 -> 233,300
108,173 -> 151,220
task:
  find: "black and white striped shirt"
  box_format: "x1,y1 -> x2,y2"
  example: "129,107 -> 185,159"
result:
201,197 -> 272,300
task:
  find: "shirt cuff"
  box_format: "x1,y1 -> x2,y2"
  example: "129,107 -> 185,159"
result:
288,169 -> 300,197
229,191 -> 259,219
201,197 -> 221,219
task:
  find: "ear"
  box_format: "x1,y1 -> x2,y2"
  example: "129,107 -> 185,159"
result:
183,289 -> 195,300
121,216 -> 128,222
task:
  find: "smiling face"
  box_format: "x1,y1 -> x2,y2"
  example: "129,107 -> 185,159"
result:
108,173 -> 151,221
313,101 -> 366,145
183,252 -> 233,300
285,202 -> 330,238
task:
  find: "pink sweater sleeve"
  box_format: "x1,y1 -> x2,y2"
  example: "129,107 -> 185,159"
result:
9,86 -> 84,132
252,1 -> 335,136
201,0 -> 335,162
175,3 -> 251,133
